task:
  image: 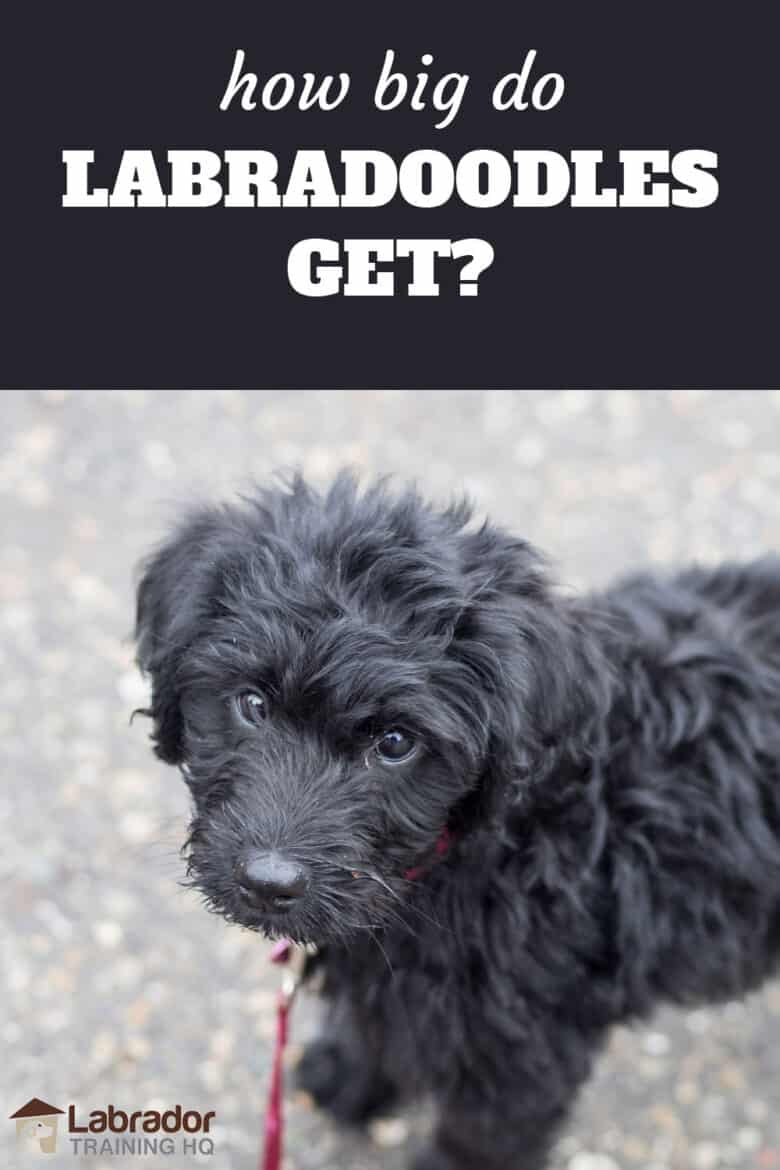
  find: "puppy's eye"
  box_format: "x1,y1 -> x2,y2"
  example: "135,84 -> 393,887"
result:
235,690 -> 269,726
374,729 -> 417,765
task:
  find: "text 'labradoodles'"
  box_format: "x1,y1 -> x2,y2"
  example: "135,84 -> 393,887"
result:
135,473 -> 780,1170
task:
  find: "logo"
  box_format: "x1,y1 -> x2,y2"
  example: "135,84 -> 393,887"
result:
8,1099 -> 216,1159
9,1099 -> 65,1154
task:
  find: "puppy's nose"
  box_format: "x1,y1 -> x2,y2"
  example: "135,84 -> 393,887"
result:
235,850 -> 308,911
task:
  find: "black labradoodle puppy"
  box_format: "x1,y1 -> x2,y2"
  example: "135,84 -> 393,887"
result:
135,473 -> 780,1170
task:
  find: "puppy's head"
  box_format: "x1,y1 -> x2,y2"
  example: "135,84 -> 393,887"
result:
135,473 -> 576,944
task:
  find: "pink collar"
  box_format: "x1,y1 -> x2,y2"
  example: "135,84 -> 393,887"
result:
404,825 -> 457,881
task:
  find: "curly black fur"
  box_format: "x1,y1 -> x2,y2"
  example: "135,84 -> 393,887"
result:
135,473 -> 780,1170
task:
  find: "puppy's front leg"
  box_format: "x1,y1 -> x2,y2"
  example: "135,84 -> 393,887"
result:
413,1021 -> 594,1170
414,1093 -> 570,1170
297,997 -> 398,1124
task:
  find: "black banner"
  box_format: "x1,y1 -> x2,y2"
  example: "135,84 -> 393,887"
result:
3,2 -> 777,388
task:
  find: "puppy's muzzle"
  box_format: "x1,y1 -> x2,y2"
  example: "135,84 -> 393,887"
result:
235,849 -> 309,914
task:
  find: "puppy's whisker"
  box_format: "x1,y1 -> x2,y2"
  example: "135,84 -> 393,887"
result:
364,870 -> 397,896
404,903 -> 451,936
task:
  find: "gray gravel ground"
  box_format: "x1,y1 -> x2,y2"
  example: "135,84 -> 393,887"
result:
2,389 -> 780,1170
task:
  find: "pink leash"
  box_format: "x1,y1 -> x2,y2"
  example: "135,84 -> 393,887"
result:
261,938 -> 297,1170
259,827 -> 455,1170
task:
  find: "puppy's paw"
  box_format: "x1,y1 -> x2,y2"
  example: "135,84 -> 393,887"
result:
410,1144 -> 460,1170
296,1038 -> 344,1104
296,1037 -> 397,1124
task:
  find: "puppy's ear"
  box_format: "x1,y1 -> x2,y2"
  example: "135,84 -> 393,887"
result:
135,508 -> 228,764
455,523 -> 607,802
